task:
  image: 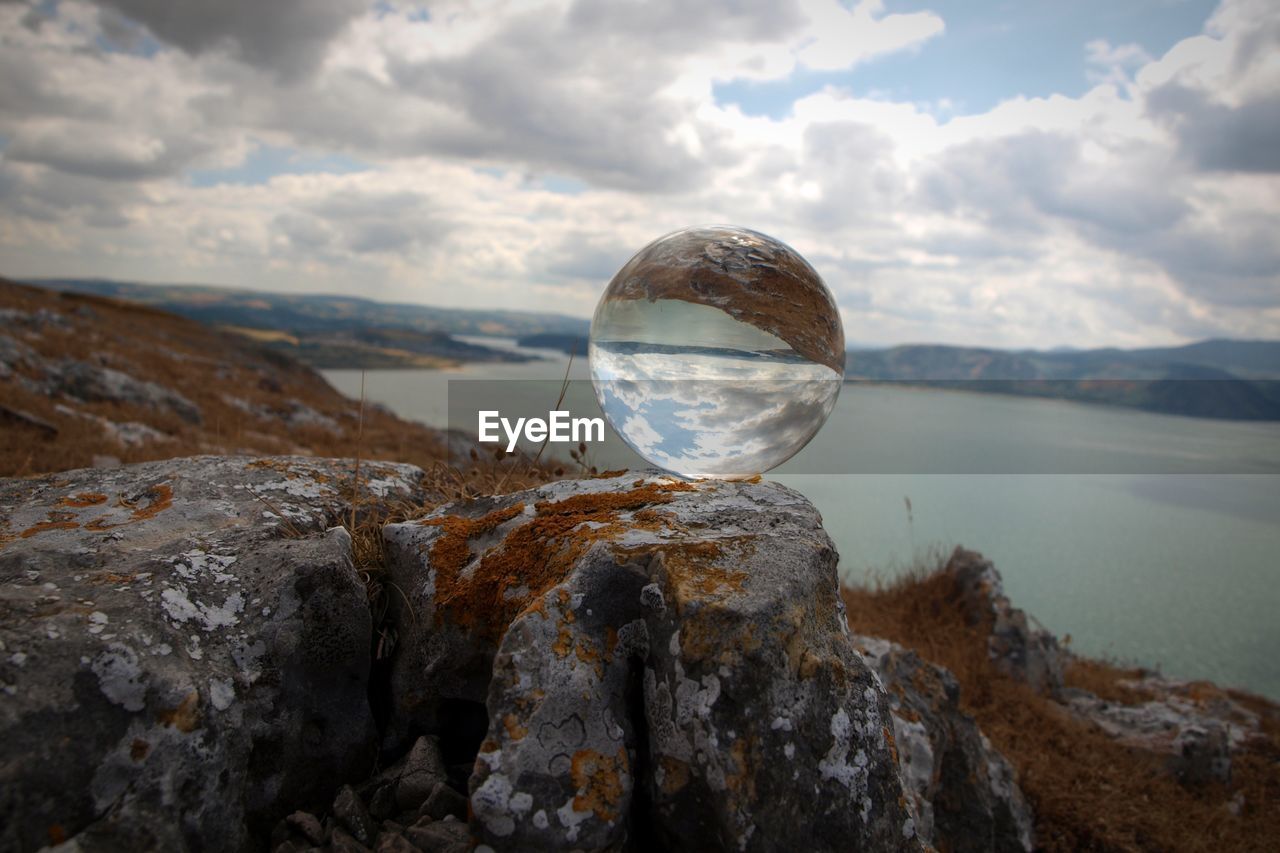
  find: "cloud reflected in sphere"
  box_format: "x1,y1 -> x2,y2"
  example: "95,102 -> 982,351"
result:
589,225 -> 845,479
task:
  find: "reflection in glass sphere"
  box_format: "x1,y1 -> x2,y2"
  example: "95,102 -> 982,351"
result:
589,225 -> 845,479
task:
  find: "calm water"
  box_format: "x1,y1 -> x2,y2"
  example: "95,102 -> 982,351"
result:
325,341 -> 1280,699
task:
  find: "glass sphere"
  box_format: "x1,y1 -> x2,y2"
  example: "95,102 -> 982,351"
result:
589,225 -> 845,479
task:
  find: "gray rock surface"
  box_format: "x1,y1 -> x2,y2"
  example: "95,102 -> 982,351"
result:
0,455 -> 426,852
854,635 -> 1034,852
383,473 -> 919,852
946,548 -> 1064,695
55,361 -> 204,425
1062,673 -> 1265,786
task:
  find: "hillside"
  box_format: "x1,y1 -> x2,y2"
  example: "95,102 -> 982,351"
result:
225,324 -> 534,369
34,278 -> 589,338
847,343 -> 1280,420
0,278 -> 460,477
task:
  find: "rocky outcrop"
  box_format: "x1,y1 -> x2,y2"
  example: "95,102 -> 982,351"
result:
854,636 -> 1034,852
383,473 -> 918,852
3,456 -> 1059,853
1062,674 -> 1263,786
0,456 -> 425,852
941,547 -> 1266,789
946,548 -> 1064,696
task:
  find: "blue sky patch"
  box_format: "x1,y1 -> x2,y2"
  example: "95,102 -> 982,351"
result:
714,0 -> 1220,119
188,144 -> 371,187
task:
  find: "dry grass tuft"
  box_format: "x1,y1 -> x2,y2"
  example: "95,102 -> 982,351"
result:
842,564 -> 1280,852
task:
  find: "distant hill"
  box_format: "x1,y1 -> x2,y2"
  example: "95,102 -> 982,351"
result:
31,279 -> 590,368
223,324 -> 534,369
516,332 -> 589,356
0,278 -> 454,476
35,278 -> 590,337
847,343 -> 1280,420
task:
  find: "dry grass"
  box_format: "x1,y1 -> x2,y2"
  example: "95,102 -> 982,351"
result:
842,561 -> 1280,852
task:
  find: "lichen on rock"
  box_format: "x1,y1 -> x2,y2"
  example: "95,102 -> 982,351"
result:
0,455 -> 425,852
383,471 -> 918,852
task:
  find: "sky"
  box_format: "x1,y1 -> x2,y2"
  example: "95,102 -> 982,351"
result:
0,0 -> 1277,348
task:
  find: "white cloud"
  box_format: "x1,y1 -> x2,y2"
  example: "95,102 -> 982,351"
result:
0,0 -> 1277,348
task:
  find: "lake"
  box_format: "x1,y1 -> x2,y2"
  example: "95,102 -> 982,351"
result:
324,340 -> 1280,699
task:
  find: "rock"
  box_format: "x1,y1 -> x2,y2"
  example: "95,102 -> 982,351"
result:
1172,723 -> 1232,785
854,635 -> 1035,852
0,402 -> 58,437
374,830 -> 421,853
421,782 -> 468,821
285,400 -> 343,434
404,817 -> 469,852
334,784 -> 377,845
383,473 -> 918,852
946,548 -> 1064,695
285,810 -> 327,845
0,455 -> 427,852
394,736 -> 449,811
1061,673 -> 1261,787
0,331 -> 39,374
55,361 -> 204,425
105,419 -> 173,448
331,826 -> 373,853
272,841 -> 312,853
367,782 -> 400,821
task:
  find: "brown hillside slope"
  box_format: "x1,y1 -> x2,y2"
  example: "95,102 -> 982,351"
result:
843,557 -> 1280,852
0,278 -> 451,478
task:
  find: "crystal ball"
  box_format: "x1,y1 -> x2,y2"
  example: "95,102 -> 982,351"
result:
589,225 -> 845,479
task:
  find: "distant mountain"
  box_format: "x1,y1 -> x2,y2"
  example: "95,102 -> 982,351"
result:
847,342 -> 1280,420
224,325 -> 535,369
33,278 -> 590,339
516,332 -> 589,356
29,278 -> 590,369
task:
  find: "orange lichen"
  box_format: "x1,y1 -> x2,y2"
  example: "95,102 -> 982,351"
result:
19,519 -> 80,538
657,755 -> 690,795
82,483 -> 174,531
157,691 -> 201,732
421,503 -> 526,576
423,483 -> 696,640
502,714 -> 528,741
639,540 -> 749,606
724,738 -> 753,796
246,458 -> 297,475
883,726 -> 898,764
57,492 -> 107,508
121,483 -> 173,521
552,624 -> 574,658
575,636 -> 606,678
570,747 -> 628,821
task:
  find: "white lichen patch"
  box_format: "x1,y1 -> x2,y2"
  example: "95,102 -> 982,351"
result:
173,551 -> 237,584
91,644 -> 147,711
209,677 -> 235,711
556,796 -> 593,843
161,585 -> 244,631
472,773 -> 516,837
818,708 -> 867,791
